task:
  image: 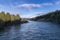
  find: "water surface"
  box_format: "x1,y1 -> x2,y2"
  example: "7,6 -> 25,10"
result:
0,21 -> 60,40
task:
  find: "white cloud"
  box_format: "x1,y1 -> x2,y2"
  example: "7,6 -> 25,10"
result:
17,3 -> 53,9
30,12 -> 45,18
55,1 -> 60,5
34,12 -> 46,16
17,4 -> 42,8
21,12 -> 45,18
42,3 -> 53,6
0,4 -> 4,7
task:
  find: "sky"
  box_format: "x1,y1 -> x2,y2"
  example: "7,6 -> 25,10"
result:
0,0 -> 60,18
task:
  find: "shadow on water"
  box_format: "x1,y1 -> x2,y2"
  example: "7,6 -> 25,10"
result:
0,23 -> 21,36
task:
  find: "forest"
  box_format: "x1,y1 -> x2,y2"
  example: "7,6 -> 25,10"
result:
0,11 -> 21,22
0,11 -> 28,27
32,10 -> 60,23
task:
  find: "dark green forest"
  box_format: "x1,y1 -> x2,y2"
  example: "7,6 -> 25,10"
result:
32,10 -> 60,23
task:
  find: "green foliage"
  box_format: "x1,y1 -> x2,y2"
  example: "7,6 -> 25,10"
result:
34,10 -> 60,23
5,12 -> 11,21
0,12 -> 21,22
0,12 -> 6,21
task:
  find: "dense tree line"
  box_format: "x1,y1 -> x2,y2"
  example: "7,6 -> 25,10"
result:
32,10 -> 60,23
0,11 -> 21,22
0,11 -> 28,27
0,11 -> 22,27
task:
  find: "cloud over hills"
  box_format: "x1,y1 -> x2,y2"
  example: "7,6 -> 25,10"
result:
17,3 -> 53,9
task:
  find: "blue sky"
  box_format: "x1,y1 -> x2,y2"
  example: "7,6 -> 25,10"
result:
0,0 -> 60,18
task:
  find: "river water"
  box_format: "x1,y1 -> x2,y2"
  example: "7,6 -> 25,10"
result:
0,21 -> 60,40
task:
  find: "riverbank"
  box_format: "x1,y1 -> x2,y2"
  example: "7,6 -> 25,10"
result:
0,11 -> 28,29
0,20 -> 28,30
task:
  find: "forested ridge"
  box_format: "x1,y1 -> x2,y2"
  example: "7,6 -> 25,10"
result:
32,10 -> 60,23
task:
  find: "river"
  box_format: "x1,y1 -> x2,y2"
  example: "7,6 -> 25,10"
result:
0,21 -> 60,40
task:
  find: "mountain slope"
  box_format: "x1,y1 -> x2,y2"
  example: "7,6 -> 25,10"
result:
33,10 -> 60,23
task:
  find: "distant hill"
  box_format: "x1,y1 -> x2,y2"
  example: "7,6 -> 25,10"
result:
32,10 -> 60,23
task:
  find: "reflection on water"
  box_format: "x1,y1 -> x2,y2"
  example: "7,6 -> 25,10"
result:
0,21 -> 60,40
